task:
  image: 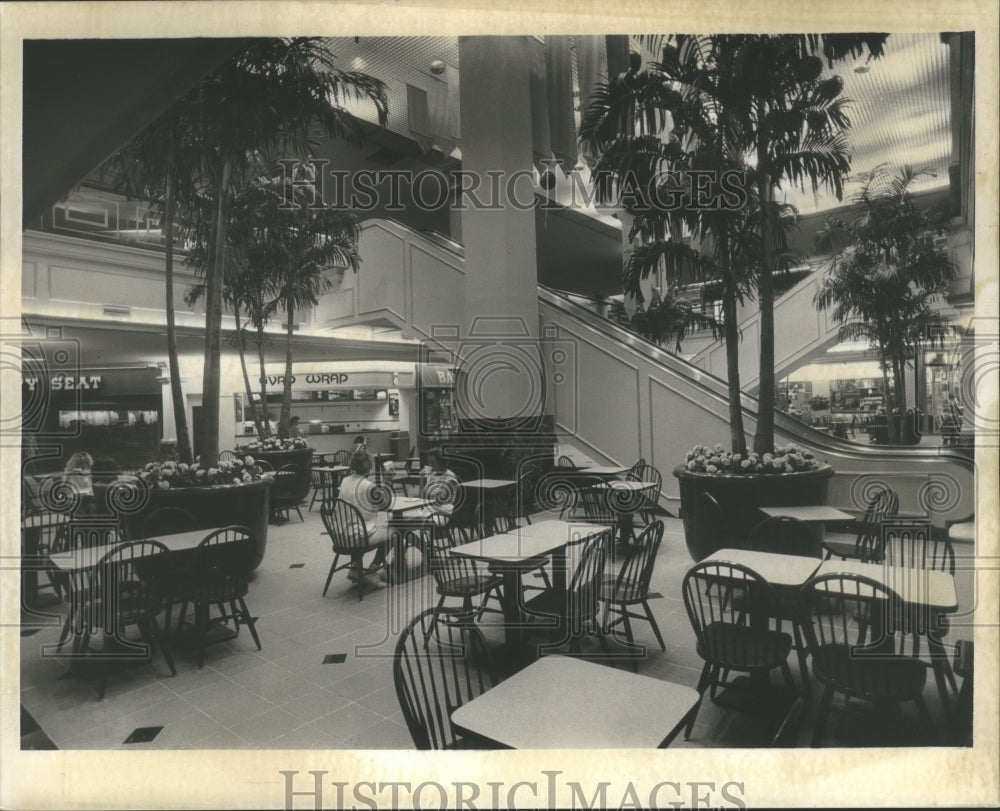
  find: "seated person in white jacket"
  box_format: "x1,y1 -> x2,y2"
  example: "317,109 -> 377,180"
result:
421,447 -> 459,528
337,451 -> 389,581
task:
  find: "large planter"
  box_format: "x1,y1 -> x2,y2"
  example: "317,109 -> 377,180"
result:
119,480 -> 272,571
674,464 -> 835,561
252,448 -> 314,510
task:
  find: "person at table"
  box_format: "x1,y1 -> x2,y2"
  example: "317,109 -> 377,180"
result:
62,452 -> 94,496
421,448 -> 459,523
337,451 -> 389,581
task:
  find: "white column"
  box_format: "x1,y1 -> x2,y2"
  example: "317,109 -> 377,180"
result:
453,36 -> 543,424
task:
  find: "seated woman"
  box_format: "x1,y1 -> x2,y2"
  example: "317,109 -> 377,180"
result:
421,448 -> 460,526
62,451 -> 94,496
337,451 -> 389,581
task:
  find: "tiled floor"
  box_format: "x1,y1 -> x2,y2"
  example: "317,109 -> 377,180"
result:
20,506 -> 969,750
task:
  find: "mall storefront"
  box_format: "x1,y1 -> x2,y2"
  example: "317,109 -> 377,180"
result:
21,365 -> 163,472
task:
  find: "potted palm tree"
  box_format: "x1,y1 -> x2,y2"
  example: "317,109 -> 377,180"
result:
120,37 -> 387,469
581,34 -> 887,558
815,164 -> 957,445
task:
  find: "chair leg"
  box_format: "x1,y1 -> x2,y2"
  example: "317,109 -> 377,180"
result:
811,684 -> 835,747
686,662 -> 713,739
600,601 -> 611,634
197,603 -> 209,669
238,597 -> 262,650
792,623 -> 812,703
309,488 -> 319,511
148,616 -> 177,676
641,600 -> 666,651
619,603 -> 639,672
780,659 -> 797,694
322,556 -> 340,596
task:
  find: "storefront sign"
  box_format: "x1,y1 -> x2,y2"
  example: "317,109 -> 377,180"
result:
262,373 -> 351,386
23,374 -> 103,391
417,364 -> 456,388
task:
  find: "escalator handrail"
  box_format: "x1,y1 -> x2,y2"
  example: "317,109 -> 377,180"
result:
355,218 -> 973,467
538,284 -> 974,465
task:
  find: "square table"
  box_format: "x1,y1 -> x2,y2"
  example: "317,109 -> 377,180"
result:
578,464 -> 631,477
459,479 -> 518,527
386,496 -> 435,520
759,504 -> 854,542
948,521 -> 975,544
813,559 -> 957,612
49,528 -> 223,666
701,548 -> 822,588
460,478 -> 517,489
450,522 -> 605,649
52,528 -> 212,574
451,656 -> 700,748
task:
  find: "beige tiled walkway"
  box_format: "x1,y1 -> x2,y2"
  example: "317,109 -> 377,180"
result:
20,507 -> 968,750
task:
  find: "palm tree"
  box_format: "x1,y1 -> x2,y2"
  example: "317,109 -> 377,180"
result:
160,37 -> 387,466
581,35 -> 760,453
729,34 -> 889,453
598,290 -> 722,352
110,116 -> 202,464
186,227 -> 276,442
582,34 -> 888,455
234,173 -> 363,438
815,164 -> 956,443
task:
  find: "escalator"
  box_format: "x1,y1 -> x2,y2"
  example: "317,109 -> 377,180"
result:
323,219 -> 974,522
683,269 -> 844,390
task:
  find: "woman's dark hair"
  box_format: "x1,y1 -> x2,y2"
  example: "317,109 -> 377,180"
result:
354,434 -> 366,445
349,451 -> 372,476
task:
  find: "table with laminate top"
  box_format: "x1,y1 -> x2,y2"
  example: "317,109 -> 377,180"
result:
451,656 -> 700,748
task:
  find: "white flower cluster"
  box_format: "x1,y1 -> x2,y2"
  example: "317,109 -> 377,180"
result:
683,442 -> 820,475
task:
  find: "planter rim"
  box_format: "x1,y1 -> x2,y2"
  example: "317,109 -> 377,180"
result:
234,445 -> 314,453
131,479 -> 274,492
673,463 -> 835,480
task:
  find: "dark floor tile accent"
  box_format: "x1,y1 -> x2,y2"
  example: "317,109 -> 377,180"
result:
289,563 -> 305,569
647,591 -> 665,599
322,653 -> 348,664
20,628 -> 41,637
21,706 -> 58,750
20,705 -> 40,735
123,726 -> 163,744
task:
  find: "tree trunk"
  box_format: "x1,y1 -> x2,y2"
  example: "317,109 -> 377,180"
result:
256,324 -> 270,438
200,158 -> 232,468
278,294 -> 295,439
880,352 -> 898,445
894,353 -> 909,442
753,169 -> 776,455
163,155 -> 194,465
234,303 -> 265,439
720,232 -> 747,454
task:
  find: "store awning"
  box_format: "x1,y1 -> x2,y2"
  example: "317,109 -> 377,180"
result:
417,364 -> 455,388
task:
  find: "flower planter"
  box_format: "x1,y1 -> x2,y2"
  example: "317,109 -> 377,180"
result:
119,480 -> 272,571
673,464 -> 835,561
251,447 -> 315,511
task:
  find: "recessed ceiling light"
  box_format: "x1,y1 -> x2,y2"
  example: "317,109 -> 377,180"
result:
854,65 -> 870,74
